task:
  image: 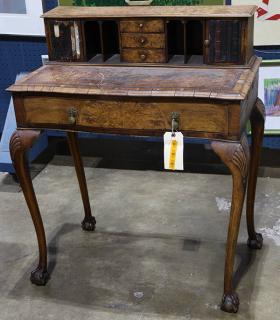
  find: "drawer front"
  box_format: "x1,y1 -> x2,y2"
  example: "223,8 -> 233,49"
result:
18,96 -> 228,137
120,19 -> 164,33
121,49 -> 166,63
121,33 -> 165,49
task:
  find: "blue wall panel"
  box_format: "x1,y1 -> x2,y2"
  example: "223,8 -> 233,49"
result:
43,0 -> 58,12
0,0 -> 58,134
254,46 -> 280,60
0,36 -> 47,132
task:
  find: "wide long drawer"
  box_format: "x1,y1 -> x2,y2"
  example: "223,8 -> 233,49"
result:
14,95 -> 234,138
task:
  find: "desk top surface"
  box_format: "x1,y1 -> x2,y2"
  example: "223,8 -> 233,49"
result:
8,58 -> 261,101
42,5 -> 257,19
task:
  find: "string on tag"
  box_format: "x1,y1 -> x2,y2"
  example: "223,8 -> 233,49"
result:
171,118 -> 176,137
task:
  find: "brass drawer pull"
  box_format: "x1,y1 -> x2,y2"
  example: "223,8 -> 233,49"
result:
139,23 -> 144,29
139,36 -> 147,45
171,112 -> 180,133
68,107 -> 78,124
204,39 -> 210,48
140,53 -> 147,61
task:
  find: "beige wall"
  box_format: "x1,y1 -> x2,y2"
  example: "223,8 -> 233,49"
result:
232,0 -> 280,46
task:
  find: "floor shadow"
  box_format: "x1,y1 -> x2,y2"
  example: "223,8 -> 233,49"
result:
0,173 -> 21,193
47,223 -> 78,276
208,240 -> 267,319
233,242 -> 267,318
8,224 -> 266,319
0,163 -> 46,193
233,243 -> 259,290
0,242 -> 32,294
47,224 -> 202,278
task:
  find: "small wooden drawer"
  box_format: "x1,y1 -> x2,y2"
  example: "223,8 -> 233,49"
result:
121,49 -> 166,63
121,33 -> 165,49
120,19 -> 164,33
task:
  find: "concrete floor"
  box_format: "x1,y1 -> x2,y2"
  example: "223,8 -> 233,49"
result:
0,155 -> 280,320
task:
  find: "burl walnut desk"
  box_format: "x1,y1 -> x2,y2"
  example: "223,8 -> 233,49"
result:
8,5 -> 265,313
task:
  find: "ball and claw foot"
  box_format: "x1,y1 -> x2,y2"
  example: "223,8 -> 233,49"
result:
30,267 -> 49,286
221,292 -> 239,313
81,216 -> 96,231
247,233 -> 263,249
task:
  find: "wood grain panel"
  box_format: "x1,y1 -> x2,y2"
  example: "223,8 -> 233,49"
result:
19,96 -> 229,136
121,33 -> 165,49
121,49 -> 166,63
120,19 -> 164,33
245,16 -> 254,64
42,6 -> 257,19
240,75 -> 258,134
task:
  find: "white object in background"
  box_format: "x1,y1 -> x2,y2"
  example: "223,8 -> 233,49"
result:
164,132 -> 184,171
41,55 -> 49,65
232,0 -> 280,46
0,0 -> 44,36
125,0 -> 153,5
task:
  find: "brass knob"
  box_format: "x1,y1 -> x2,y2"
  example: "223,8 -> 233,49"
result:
139,37 -> 146,45
140,54 -> 147,61
171,112 -> 180,132
204,39 -> 210,48
139,23 -> 144,29
68,107 -> 77,124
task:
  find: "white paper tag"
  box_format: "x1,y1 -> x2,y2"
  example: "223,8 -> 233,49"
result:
71,26 -> 76,55
164,132 -> 184,171
54,24 -> 60,38
74,22 -> 80,57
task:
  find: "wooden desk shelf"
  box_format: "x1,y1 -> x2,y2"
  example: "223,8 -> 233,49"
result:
43,5 -> 255,65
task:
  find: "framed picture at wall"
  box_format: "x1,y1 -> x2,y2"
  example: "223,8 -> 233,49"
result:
0,0 -> 44,36
258,61 -> 280,133
230,0 -> 280,46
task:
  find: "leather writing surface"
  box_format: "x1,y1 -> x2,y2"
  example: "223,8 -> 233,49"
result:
8,59 -> 261,100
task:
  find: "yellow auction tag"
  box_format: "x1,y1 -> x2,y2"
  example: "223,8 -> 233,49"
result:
164,132 -> 184,171
169,139 -> 178,170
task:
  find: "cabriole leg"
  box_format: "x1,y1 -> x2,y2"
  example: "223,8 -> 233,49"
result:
211,134 -> 250,313
246,98 -> 265,249
10,130 -> 49,285
67,132 -> 96,231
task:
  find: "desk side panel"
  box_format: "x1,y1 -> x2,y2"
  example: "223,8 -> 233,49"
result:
240,73 -> 259,133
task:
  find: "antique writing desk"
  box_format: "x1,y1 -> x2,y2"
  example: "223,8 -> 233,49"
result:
8,5 -> 265,313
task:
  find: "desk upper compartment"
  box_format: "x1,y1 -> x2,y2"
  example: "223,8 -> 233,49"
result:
42,5 -> 256,66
